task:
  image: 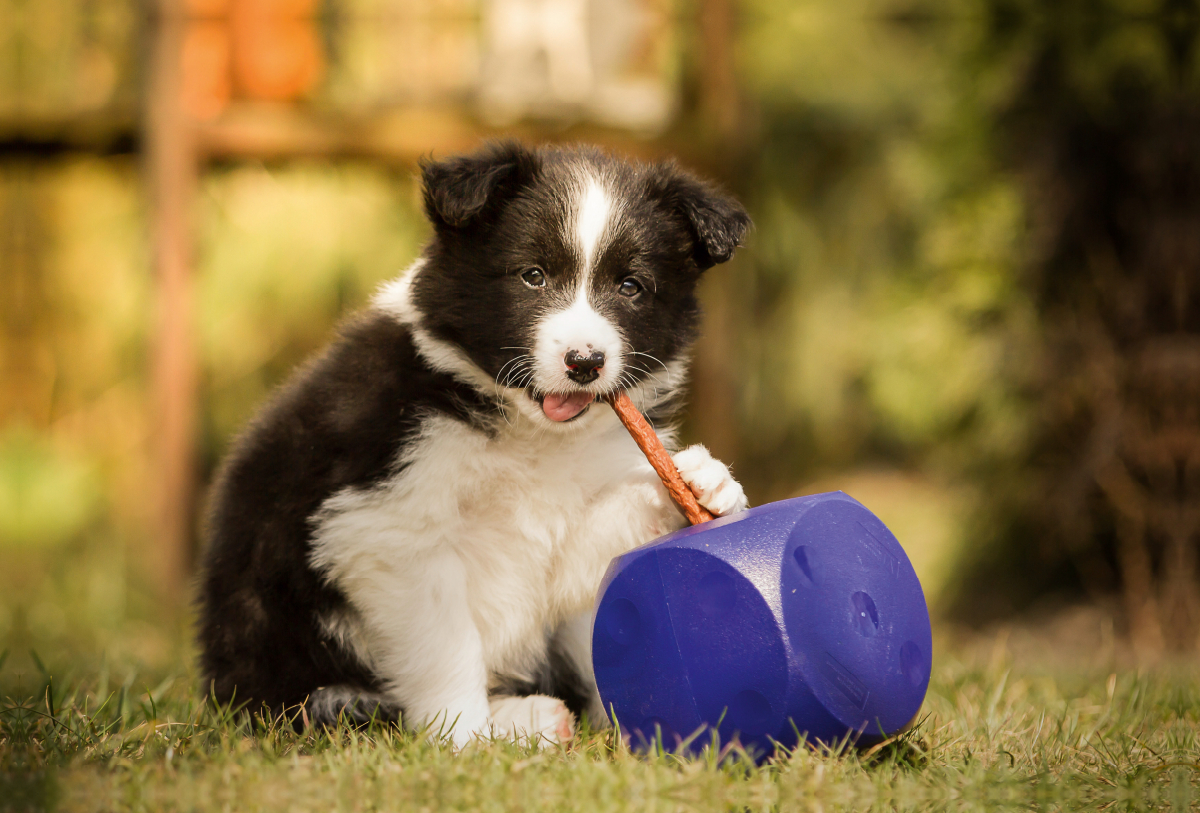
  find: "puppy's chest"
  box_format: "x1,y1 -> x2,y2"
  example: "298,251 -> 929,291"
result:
403,417 -> 639,602
312,414 -> 655,673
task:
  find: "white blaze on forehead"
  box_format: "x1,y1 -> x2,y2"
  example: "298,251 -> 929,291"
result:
575,177 -> 612,271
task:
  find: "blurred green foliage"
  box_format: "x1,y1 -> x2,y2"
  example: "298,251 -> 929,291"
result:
0,426 -> 101,549
0,0 -> 140,123
196,164 -> 427,465
679,2 -> 1046,604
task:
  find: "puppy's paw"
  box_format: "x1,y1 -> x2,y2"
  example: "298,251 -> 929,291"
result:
672,444 -> 748,517
421,707 -> 491,750
488,695 -> 575,747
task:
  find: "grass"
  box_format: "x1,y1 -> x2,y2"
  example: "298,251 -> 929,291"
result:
2,651 -> 1198,813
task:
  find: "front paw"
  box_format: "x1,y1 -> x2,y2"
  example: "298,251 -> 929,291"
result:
422,708 -> 491,750
672,445 -> 748,517
489,695 -> 575,747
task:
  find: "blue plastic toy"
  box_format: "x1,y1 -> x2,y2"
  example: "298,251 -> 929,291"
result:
593,394 -> 932,757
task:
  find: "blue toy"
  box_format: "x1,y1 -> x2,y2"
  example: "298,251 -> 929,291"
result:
593,393 -> 932,757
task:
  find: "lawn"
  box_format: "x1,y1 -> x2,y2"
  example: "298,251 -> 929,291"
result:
4,647 -> 1198,813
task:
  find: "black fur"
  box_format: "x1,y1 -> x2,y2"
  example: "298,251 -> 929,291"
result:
421,141 -> 541,229
197,313 -> 491,722
197,141 -> 750,729
645,162 -> 752,269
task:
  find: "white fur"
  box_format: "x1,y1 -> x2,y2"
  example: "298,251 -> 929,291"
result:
310,409 -> 685,746
672,444 -> 749,517
489,695 -> 574,745
319,606 -> 375,671
575,177 -> 612,270
529,174 -> 624,398
373,262 -> 500,397
324,262 -> 747,747
376,260 -> 670,430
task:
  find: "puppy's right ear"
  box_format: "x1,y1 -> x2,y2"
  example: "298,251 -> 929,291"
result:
645,161 -> 752,271
420,141 -> 539,228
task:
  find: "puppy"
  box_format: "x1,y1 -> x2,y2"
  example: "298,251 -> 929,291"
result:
197,141 -> 752,747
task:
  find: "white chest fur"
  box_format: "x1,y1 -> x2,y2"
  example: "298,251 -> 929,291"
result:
309,406 -> 681,682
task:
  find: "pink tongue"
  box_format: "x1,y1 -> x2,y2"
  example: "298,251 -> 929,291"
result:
542,392 -> 595,422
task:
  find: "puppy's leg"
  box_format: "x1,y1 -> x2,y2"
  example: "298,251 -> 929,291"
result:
488,695 -> 574,746
672,444 -> 748,517
550,609 -> 609,729
305,686 -> 400,728
538,474 -> 689,733
516,461 -> 731,743
344,547 -> 491,748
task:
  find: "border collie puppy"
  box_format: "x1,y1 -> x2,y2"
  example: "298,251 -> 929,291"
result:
198,142 -> 752,747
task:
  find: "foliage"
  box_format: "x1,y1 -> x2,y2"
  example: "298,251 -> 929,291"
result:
726,0 -> 1035,487
943,0 -> 1200,643
195,162 -> 427,473
0,0 -> 141,121
2,4 -> 1199,808
712,0 -> 1200,640
670,1 -> 1040,612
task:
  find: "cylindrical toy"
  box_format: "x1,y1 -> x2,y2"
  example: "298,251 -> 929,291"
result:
592,491 -> 932,756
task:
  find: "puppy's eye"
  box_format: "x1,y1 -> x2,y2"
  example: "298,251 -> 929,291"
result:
521,267 -> 546,288
618,277 -> 643,298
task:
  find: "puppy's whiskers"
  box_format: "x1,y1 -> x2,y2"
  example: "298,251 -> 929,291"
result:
628,350 -> 673,389
493,352 -> 535,426
620,345 -> 677,410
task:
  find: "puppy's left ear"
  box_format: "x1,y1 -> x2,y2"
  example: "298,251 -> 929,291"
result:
649,164 -> 752,270
421,140 -> 540,229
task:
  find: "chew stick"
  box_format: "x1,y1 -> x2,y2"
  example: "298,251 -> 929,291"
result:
605,391 -> 715,526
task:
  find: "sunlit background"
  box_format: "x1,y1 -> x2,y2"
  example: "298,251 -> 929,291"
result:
2,0 -> 1198,685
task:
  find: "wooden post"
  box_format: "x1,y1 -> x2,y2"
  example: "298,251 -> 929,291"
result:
698,0 -> 740,143
146,0 -> 199,601
688,0 -> 745,476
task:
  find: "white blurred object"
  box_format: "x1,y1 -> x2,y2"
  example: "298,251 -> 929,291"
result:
479,0 -> 674,132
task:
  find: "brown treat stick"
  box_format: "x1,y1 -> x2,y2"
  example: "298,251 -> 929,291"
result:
605,391 -> 715,526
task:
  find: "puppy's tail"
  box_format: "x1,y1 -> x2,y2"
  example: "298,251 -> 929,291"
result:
304,685 -> 401,729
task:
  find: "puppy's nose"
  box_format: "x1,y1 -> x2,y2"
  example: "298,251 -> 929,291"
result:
564,349 -> 605,384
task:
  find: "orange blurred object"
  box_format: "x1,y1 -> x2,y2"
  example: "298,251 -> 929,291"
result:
186,0 -> 230,15
179,0 -> 323,119
231,0 -> 324,102
182,21 -> 232,120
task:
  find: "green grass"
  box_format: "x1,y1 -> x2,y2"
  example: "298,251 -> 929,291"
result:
3,654 -> 1198,813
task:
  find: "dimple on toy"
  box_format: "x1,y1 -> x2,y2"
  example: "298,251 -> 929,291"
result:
592,393 -> 932,756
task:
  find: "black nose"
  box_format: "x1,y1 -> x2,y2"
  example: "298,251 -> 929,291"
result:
565,349 -> 605,384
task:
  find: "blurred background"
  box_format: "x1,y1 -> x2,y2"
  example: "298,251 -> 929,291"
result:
2,0 -> 1198,683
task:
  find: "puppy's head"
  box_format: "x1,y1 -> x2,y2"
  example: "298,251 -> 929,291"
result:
410,141 -> 751,427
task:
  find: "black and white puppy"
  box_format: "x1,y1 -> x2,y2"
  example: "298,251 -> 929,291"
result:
198,142 -> 752,747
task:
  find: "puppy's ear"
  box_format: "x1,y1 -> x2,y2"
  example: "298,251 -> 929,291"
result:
648,163 -> 752,270
420,141 -> 539,228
